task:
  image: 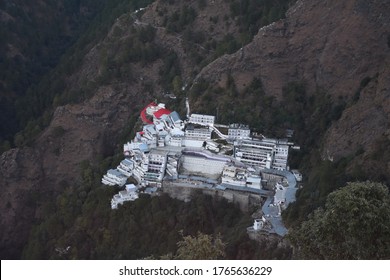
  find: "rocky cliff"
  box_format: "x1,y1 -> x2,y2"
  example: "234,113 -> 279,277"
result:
0,0 -> 241,258
195,0 -> 389,171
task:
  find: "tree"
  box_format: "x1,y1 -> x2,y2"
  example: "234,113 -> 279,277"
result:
288,181 -> 390,259
172,75 -> 182,95
175,232 -> 226,260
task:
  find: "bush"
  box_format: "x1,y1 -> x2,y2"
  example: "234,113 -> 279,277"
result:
288,181 -> 390,259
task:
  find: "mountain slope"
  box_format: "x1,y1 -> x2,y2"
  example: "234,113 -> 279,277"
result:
3,0 -> 287,259
0,0 -> 389,259
196,0 -> 389,96
191,0 -> 390,225
194,0 -> 390,181
0,0 -> 109,144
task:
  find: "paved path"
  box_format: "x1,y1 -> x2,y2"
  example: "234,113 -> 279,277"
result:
221,184 -> 272,196
261,169 -> 298,236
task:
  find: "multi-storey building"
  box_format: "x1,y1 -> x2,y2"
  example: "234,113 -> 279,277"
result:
272,144 -> 289,170
185,127 -> 212,140
102,169 -> 128,186
144,150 -> 168,185
166,135 -> 183,147
117,158 -> 134,177
111,184 -> 139,209
234,138 -> 289,170
189,114 -> 215,126
228,123 -> 251,140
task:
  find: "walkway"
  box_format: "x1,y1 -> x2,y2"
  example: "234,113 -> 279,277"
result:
261,169 -> 298,236
221,184 -> 272,196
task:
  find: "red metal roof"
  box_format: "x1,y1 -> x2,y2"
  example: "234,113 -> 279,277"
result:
153,108 -> 171,119
140,102 -> 156,124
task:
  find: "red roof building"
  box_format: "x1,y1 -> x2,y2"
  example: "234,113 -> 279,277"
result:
153,108 -> 171,119
140,102 -> 157,124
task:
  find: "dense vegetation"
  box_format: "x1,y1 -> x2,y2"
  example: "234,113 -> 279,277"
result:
23,174 -> 291,259
158,0 -> 294,82
0,0 -> 154,152
1,0 -> 103,147
175,232 -> 226,260
3,0 -> 389,260
188,76 -> 390,233
288,181 -> 390,259
0,0 -> 296,154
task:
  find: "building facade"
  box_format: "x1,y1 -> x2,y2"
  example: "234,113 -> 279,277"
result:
228,123 -> 251,140
234,138 -> 290,170
189,114 -> 215,126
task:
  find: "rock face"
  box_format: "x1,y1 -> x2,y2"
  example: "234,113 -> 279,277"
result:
198,0 -> 390,97
0,0 -> 217,258
1,0 -> 389,258
196,0 -> 390,161
0,86 -> 141,258
0,148 -> 43,258
0,0 -> 104,140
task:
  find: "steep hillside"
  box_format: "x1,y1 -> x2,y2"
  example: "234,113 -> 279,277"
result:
1,0 -> 389,259
196,0 -> 389,99
0,0 -> 108,144
0,0 -> 155,152
195,0 -> 390,158
1,0 -> 294,259
190,0 -> 390,225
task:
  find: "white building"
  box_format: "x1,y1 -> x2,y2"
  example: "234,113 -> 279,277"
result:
180,150 -> 230,179
154,114 -> 172,131
145,150 -> 168,184
166,155 -> 179,178
157,136 -> 165,147
117,158 -> 134,177
181,156 -> 226,178
274,182 -> 287,205
124,141 -> 150,156
273,144 -> 289,170
170,127 -> 185,137
146,103 -> 168,117
132,165 -> 146,184
143,124 -> 157,139
131,152 -> 149,184
291,170 -> 302,182
102,169 -> 128,186
167,135 -> 183,147
253,216 -> 267,231
228,123 -> 251,140
189,114 -> 215,126
169,111 -> 184,129
221,165 -> 262,189
222,165 -> 237,177
234,138 -> 290,170
185,128 -> 212,139
181,138 -> 205,148
104,100 -> 297,215
221,166 -> 246,186
205,140 -> 220,152
246,174 -> 262,189
111,184 -> 139,209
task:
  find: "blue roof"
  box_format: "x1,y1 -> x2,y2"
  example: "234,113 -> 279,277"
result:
108,169 -> 126,177
122,159 -> 133,166
145,187 -> 158,194
139,143 -> 149,152
169,111 -> 181,122
144,125 -> 156,134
